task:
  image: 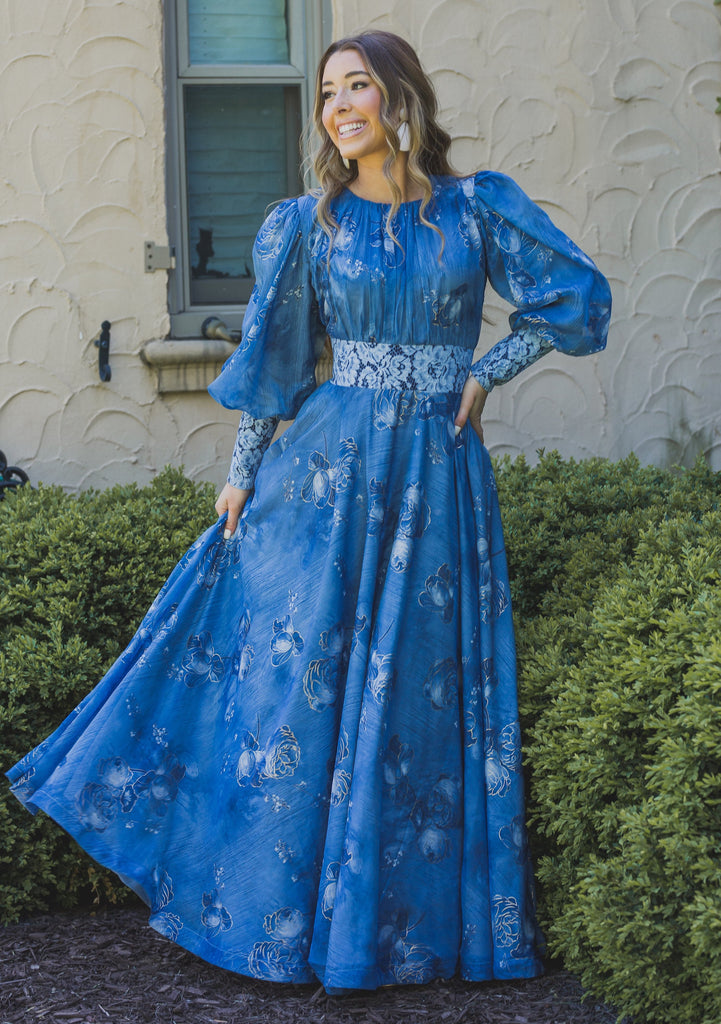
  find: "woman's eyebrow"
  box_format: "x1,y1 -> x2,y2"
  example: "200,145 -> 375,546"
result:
322,70 -> 368,86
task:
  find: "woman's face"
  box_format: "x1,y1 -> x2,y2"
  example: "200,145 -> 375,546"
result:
321,49 -> 388,168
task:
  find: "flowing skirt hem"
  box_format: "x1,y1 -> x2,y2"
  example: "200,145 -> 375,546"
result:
9,782 -> 544,991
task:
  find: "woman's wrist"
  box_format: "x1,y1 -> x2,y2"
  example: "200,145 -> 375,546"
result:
227,412 -> 279,489
471,330 -> 554,391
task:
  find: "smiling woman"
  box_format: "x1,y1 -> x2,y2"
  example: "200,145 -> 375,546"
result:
321,52 -> 390,172
311,31 -> 456,239
7,29 -> 610,995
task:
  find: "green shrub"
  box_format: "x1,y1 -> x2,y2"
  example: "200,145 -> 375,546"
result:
500,454 -> 721,1024
497,451 -> 721,728
497,450 -> 721,622
0,468 -> 215,922
2,454 -> 720,1024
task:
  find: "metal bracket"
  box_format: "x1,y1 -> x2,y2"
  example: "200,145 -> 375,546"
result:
144,241 -> 176,272
94,320 -> 112,381
0,450 -> 29,499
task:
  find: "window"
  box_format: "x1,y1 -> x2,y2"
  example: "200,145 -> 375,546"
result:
165,1 -> 331,337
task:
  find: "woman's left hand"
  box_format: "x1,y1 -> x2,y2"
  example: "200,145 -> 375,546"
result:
455,375 -> 489,443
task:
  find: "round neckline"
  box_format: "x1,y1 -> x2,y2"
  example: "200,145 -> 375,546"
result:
341,187 -> 425,209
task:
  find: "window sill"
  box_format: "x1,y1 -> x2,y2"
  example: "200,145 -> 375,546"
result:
141,338 -> 237,393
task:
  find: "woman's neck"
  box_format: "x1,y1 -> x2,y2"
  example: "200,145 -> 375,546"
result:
347,156 -> 423,204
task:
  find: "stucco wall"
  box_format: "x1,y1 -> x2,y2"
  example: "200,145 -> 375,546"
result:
1,0 -> 720,491
335,0 -> 721,467
0,0 -> 241,490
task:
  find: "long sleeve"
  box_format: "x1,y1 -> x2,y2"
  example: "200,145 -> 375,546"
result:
468,172 -> 611,386
208,196 -> 327,420
471,330 -> 554,392
227,412 -> 279,489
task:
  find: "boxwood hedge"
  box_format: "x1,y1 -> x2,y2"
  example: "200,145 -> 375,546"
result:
1,454 -> 720,1023
0,468 -> 216,921
496,453 -> 721,1024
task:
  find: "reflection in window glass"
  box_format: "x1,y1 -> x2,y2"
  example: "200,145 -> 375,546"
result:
185,84 -> 300,305
188,0 -> 289,65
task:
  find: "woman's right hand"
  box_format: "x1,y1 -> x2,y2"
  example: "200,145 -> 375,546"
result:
215,483 -> 252,538
454,374 -> 488,444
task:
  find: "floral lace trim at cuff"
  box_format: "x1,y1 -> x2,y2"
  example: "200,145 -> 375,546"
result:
227,412 -> 279,489
470,330 -> 554,392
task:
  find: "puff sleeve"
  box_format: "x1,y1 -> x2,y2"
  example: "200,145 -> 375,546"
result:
208,197 -> 327,420
469,171 -> 611,389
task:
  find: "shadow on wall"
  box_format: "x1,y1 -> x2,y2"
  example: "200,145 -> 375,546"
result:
631,419 -> 720,470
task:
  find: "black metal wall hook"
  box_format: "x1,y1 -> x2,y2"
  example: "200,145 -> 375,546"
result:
94,320 -> 112,381
0,450 -> 29,499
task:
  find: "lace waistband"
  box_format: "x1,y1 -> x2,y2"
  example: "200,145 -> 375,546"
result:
331,339 -> 471,392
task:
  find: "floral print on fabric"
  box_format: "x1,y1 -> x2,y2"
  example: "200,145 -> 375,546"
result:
300,438 -> 361,509
380,729 -> 462,868
247,907 -> 312,982
8,171 -> 610,992
149,869 -> 184,941
303,623 -> 352,713
202,888 -> 234,937
423,658 -> 458,709
418,563 -> 457,623
270,616 -> 304,667
367,642 -> 398,707
234,724 -> 301,788
182,632 -> 227,687
197,537 -> 240,590
493,895 -> 522,950
77,751 -> 186,832
379,908 -> 439,984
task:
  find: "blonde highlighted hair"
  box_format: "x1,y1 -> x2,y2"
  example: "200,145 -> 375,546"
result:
306,30 -> 456,253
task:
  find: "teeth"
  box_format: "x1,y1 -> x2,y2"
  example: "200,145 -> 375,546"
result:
338,122 -> 364,137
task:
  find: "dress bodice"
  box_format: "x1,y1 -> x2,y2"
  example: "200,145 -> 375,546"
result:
309,185 -> 487,349
208,172 -> 611,422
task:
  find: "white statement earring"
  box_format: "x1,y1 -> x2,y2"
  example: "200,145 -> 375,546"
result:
341,154 -> 350,169
398,109 -> 411,152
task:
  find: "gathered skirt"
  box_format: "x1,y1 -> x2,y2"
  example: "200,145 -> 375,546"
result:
7,378 -> 543,991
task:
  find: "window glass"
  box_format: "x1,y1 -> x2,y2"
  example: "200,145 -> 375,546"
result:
188,0 -> 289,65
184,84 -> 300,305
167,0 -> 329,333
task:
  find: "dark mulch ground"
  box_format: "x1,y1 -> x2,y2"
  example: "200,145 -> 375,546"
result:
0,907 -> 618,1024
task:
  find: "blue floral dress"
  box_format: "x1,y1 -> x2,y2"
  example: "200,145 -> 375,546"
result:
7,172 -> 610,992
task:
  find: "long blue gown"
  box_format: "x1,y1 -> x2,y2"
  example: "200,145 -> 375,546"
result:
7,172 -> 610,991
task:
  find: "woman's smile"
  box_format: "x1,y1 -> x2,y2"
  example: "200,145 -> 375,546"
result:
337,120 -> 367,139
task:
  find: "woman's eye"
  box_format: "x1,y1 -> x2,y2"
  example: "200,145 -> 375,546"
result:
351,80 -> 367,90
322,90 -> 334,101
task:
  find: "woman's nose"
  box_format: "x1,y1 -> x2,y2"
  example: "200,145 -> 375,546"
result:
331,88 -> 350,111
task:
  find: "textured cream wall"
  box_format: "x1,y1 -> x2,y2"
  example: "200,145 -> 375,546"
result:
1,1 -> 720,491
0,0 -> 240,490
336,0 -> 721,467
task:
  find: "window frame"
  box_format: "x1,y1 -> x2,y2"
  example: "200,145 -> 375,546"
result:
164,0 -> 331,338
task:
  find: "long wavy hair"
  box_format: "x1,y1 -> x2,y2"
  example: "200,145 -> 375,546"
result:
306,31 -> 456,253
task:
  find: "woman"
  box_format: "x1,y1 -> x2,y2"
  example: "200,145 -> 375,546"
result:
8,31 -> 610,992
